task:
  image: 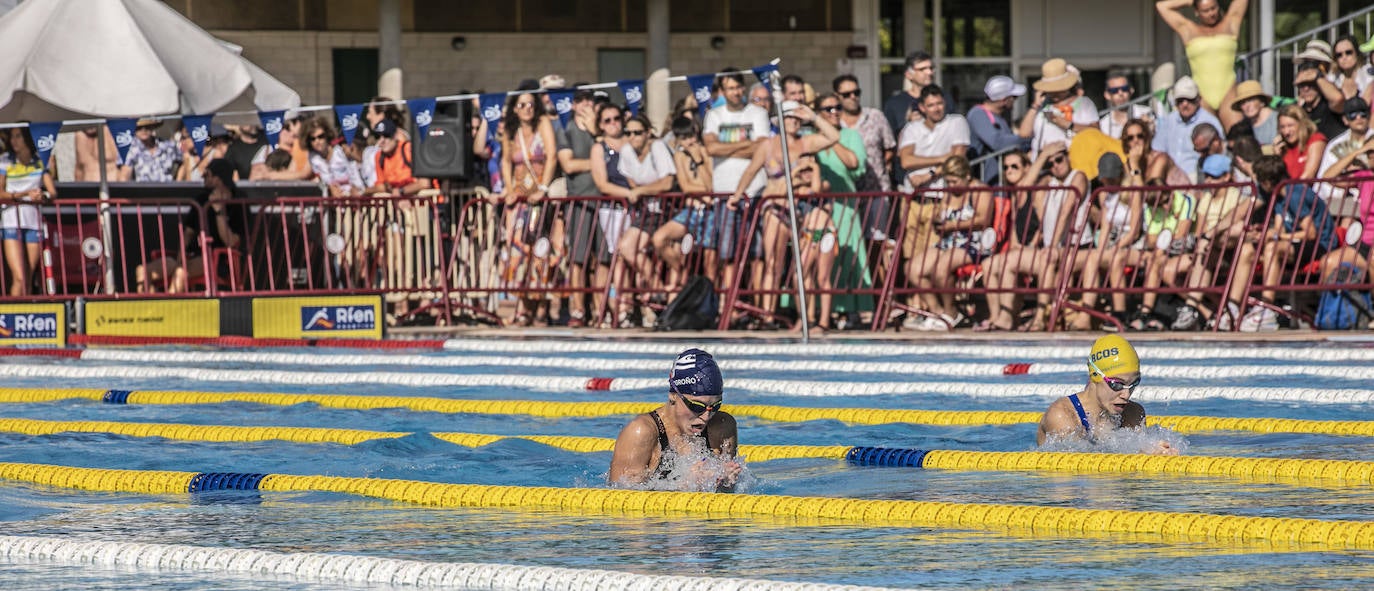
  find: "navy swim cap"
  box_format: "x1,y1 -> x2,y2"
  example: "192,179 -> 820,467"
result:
668,348 -> 723,397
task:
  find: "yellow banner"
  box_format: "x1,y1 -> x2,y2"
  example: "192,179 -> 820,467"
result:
252,296 -> 382,340
85,300 -> 220,338
0,303 -> 66,346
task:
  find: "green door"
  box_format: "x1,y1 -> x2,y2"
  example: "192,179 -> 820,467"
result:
333,48 -> 379,104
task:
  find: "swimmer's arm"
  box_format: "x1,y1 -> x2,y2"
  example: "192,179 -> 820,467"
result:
1036,400 -> 1084,446
608,416 -> 657,485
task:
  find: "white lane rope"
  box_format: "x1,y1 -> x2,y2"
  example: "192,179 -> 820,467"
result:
75,349 -> 1374,381
440,338 -> 1374,362
0,363 -> 1368,403
0,535 -> 907,590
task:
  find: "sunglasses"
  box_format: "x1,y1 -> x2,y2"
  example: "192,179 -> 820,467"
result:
820,105 -> 841,113
1106,85 -> 1132,94
839,89 -> 861,98
1346,111 -> 1370,120
1123,133 -> 1145,141
1175,97 -> 1198,105
1337,50 -> 1357,57
679,396 -> 723,416
600,117 -> 621,124
1005,162 -> 1023,170
310,134 -> 328,141
1049,154 -> 1067,165
514,102 -> 535,110
625,129 -> 646,136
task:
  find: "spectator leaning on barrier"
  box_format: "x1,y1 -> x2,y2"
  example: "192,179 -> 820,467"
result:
704,68 -> 771,290
834,74 -> 895,191
883,50 -> 936,135
1098,70 -> 1154,140
0,126 -> 55,297
120,118 -> 180,182
368,118 -> 431,196
1331,35 -> 1371,102
1232,155 -> 1337,332
556,87 -> 604,328
1152,76 -> 1222,181
966,74 -> 1030,183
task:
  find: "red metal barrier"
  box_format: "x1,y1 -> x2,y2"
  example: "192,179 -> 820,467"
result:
717,192 -> 903,331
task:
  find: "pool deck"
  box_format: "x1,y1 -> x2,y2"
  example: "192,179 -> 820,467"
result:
391,325 -> 1372,344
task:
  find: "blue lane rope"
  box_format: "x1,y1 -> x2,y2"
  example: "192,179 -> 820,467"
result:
101,390 -> 131,404
188,472 -> 267,492
845,447 -> 929,468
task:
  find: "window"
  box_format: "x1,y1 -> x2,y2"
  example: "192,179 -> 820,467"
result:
931,0 -> 1009,58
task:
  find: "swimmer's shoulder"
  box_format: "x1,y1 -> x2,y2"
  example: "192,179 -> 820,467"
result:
615,413 -> 660,445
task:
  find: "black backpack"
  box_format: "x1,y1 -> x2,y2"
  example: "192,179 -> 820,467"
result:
655,275 -> 719,331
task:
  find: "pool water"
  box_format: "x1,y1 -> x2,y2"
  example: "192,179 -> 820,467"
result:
2,339 -> 1374,589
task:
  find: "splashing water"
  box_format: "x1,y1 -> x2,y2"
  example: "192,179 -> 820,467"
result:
1040,426 -> 1190,456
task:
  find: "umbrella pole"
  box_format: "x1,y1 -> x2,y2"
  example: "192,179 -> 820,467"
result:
96,125 -> 116,295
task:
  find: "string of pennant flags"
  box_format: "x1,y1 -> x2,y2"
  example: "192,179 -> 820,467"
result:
16,61 -> 780,174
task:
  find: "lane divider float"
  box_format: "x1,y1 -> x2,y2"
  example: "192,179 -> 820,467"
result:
0,535 -> 897,591
4,389 -> 1374,436
44,349 -> 1374,381
5,417 -> 1374,486
0,365 -> 1367,403
3,462 -> 1373,550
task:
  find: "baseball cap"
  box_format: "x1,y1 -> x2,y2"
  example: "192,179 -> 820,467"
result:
1172,76 -> 1200,101
1097,152 -> 1124,180
372,118 -> 397,138
780,100 -> 802,117
984,75 -> 1026,101
1201,154 -> 1232,178
668,348 -> 723,397
1344,96 -> 1370,117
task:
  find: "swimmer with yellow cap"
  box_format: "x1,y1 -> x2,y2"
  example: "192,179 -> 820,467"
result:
1037,335 -> 1154,447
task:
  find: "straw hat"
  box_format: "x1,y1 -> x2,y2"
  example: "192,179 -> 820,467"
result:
1230,80 -> 1272,111
1294,39 -> 1333,65
1032,58 -> 1079,93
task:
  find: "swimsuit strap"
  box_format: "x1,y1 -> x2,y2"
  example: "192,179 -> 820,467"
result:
1067,393 -> 1093,435
648,410 -> 670,452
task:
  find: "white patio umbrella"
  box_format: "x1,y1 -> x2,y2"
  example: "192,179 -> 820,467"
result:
0,0 -> 302,293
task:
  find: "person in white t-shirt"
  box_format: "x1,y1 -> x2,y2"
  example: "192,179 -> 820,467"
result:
896,84 -> 969,191
0,127 -> 56,296
702,69 -> 771,283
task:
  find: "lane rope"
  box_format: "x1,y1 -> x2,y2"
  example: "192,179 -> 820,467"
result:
6,417 -> 1374,485
440,338 -> 1374,362
0,365 -> 1366,403
65,349 -> 1374,381
0,535 -> 899,591
3,462 -> 1373,550
4,389 -> 1374,436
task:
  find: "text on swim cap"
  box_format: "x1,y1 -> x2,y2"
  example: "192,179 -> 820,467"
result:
671,376 -> 699,386
1090,348 -> 1120,362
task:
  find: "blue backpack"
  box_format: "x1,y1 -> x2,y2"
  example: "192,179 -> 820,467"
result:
1315,263 -> 1371,330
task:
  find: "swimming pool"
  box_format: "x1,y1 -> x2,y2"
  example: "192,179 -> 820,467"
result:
2,337 -> 1374,589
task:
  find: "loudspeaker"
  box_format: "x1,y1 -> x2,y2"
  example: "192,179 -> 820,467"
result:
413,114 -> 472,180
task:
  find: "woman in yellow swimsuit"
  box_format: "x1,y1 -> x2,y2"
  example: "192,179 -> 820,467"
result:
1156,0 -> 1249,112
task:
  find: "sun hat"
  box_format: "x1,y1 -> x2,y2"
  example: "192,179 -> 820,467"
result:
1230,80 -> 1272,111
1032,58 -> 1079,93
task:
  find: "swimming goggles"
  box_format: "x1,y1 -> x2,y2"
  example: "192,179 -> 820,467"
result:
1088,357 -> 1141,392
679,396 -> 723,416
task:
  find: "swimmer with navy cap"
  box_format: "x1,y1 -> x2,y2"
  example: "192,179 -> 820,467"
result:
1037,335 -> 1175,454
609,348 -> 741,490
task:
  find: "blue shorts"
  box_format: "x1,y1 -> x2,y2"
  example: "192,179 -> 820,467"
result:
672,205 -> 718,251
1,228 -> 40,244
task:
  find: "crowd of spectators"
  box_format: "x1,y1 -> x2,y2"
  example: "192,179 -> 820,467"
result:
16,1 -> 1374,332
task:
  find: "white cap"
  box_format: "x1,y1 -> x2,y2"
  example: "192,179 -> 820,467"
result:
780,100 -> 802,116
1172,76 -> 1200,101
984,75 -> 1026,101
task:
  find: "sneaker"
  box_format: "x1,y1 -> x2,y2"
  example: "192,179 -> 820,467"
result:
1171,305 -> 1200,331
1239,307 -> 1279,332
1214,302 -> 1242,331
927,313 -> 962,332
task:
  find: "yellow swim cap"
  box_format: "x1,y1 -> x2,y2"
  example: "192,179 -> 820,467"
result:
1087,334 -> 1139,382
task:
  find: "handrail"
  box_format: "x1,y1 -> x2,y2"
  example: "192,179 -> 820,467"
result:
1235,5 -> 1374,62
